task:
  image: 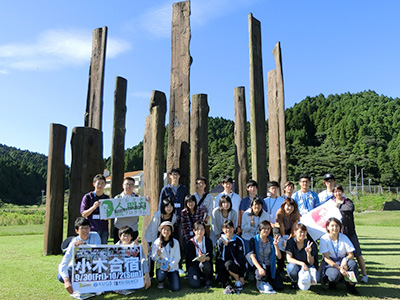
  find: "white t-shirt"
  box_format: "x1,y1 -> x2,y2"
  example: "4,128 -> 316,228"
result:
319,232 -> 355,259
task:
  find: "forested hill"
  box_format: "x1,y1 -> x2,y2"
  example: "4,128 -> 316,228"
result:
0,144 -> 48,205
3,91 -> 400,205
116,90 -> 400,189
285,90 -> 400,187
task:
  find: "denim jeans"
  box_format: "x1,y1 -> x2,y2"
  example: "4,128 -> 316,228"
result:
156,269 -> 181,291
57,266 -> 72,283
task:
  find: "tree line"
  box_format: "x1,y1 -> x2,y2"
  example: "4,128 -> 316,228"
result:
2,90 -> 400,205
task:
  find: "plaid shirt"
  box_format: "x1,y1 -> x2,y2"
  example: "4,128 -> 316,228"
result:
180,206 -> 207,241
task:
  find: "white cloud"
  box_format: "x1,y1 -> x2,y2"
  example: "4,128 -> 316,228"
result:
0,28 -> 131,72
126,0 -> 260,39
0,69 -> 9,75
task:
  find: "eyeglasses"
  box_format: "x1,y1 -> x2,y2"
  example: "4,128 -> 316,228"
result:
78,226 -> 90,231
123,183 -> 134,187
171,173 -> 180,177
196,182 -> 205,185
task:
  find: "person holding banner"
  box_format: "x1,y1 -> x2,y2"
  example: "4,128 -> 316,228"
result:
57,217 -> 101,297
112,177 -> 139,244
292,174 -> 320,216
114,226 -> 151,294
80,174 -> 110,244
186,221 -> 214,289
319,217 -> 360,296
248,220 -> 283,294
151,221 -> 181,291
333,184 -> 368,283
285,223 -> 319,290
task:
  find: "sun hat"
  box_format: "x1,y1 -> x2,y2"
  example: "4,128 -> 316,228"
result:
158,221 -> 174,232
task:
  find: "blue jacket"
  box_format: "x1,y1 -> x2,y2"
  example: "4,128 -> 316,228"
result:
251,234 -> 277,279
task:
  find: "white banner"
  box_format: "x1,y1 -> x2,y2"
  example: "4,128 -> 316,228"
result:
300,200 -> 342,241
72,245 -> 144,293
99,196 -> 149,219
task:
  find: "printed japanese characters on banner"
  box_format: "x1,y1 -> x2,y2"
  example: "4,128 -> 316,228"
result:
300,200 -> 342,241
99,196 -> 149,219
72,245 -> 145,293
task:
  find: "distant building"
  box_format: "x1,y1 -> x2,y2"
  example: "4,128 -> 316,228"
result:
105,170 -> 144,195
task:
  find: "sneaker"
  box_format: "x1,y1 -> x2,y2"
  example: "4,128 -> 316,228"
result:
361,275 -> 368,283
260,282 -> 276,294
157,283 -> 164,289
70,292 -> 95,300
321,276 -> 328,291
204,280 -> 212,288
347,285 -> 360,296
223,285 -> 235,294
291,281 -> 298,290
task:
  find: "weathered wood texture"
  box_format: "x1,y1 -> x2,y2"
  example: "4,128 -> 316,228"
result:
142,91 -> 167,254
85,26 -> 107,130
273,42 -> 287,193
234,87 -> 249,199
110,77 -> 127,198
167,1 -> 191,188
248,14 -> 267,197
190,94 -> 209,194
68,127 -> 104,236
44,124 -> 67,255
267,69 -> 280,185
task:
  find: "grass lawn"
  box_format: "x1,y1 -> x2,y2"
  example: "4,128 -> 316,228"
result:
0,212 -> 399,300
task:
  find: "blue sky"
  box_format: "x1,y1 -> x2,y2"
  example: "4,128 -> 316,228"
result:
1,0 -> 399,166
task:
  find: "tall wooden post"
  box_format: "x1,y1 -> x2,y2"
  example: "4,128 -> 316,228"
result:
249,14 -> 267,197
190,94 -> 209,193
68,127 -> 104,236
234,87 -> 249,199
44,124 -> 67,255
109,77 -> 127,239
167,1 -> 191,188
142,91 -> 167,253
110,77 -> 127,198
267,69 -> 280,184
85,26 -> 107,131
273,42 -> 287,192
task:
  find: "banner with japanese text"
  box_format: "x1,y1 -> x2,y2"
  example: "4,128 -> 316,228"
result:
72,245 -> 144,293
99,196 -> 149,219
300,200 -> 342,241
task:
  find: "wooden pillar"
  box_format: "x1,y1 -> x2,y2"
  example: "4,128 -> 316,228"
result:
234,87 -> 249,199
110,77 -> 127,198
273,42 -> 287,192
167,1 -> 191,189
109,77 -> 127,239
267,69 -> 280,184
43,124 -> 67,255
248,14 -> 267,197
190,94 -> 209,194
85,26 -> 107,131
142,91 -> 167,253
68,127 -> 104,236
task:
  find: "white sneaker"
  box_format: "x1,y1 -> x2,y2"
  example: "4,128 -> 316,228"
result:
362,275 -> 369,283
264,282 -> 274,292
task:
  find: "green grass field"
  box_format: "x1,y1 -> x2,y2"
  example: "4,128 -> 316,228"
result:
0,211 -> 399,300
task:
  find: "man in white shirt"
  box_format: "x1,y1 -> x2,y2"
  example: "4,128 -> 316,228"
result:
214,176 -> 241,221
318,173 -> 336,204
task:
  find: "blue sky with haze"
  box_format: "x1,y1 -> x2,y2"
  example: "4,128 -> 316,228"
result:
1,0 -> 399,165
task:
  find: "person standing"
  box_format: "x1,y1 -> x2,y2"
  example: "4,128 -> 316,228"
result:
193,176 -> 213,237
80,174 -> 110,244
113,177 -> 139,244
292,174 -> 320,216
214,175 -> 241,226
318,173 -> 336,204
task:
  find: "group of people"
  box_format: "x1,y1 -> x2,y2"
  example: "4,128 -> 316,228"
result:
58,170 -> 368,297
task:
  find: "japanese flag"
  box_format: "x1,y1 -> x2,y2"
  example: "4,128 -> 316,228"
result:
300,200 -> 342,241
